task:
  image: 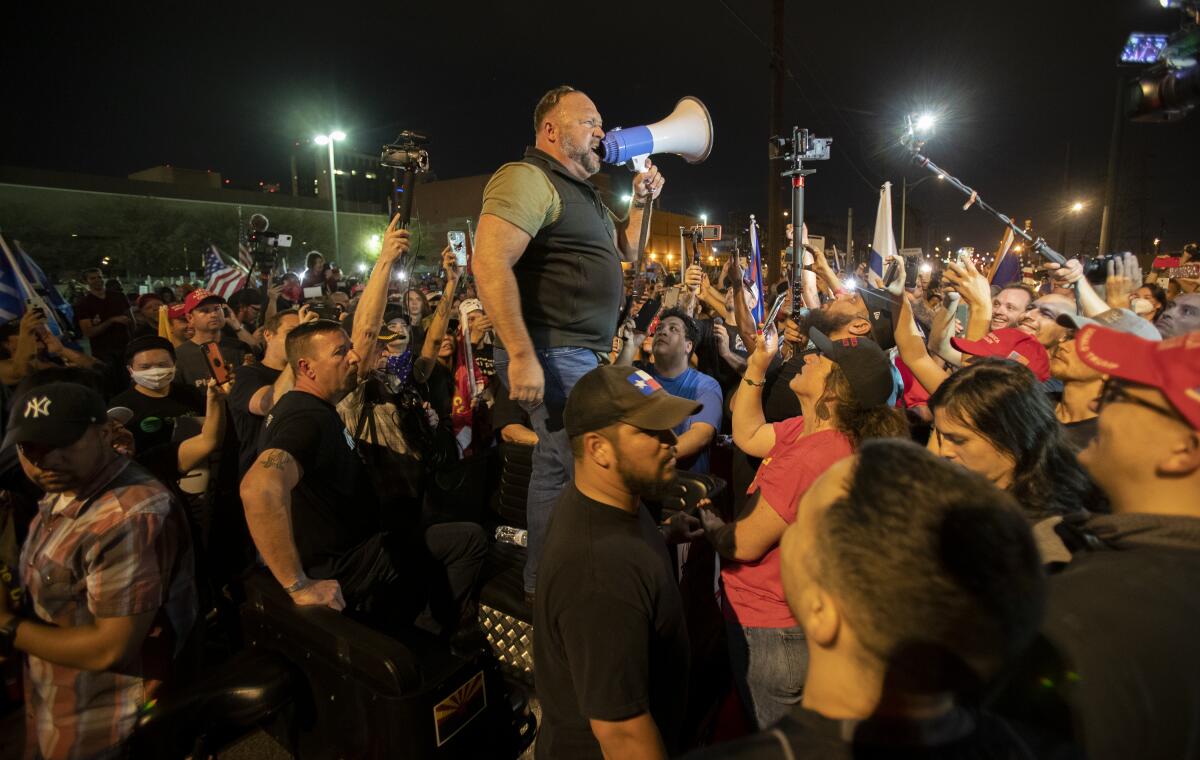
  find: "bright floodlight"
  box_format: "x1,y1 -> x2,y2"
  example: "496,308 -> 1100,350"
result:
915,113 -> 936,132
314,134 -> 330,145
1071,201 -> 1084,212
919,263 -> 932,274
330,130 -> 347,141
357,262 -> 367,273
621,194 -> 632,203
843,276 -> 858,290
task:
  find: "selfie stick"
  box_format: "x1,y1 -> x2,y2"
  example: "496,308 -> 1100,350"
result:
901,125 -> 1066,267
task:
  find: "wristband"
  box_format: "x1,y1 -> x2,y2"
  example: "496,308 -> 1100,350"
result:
743,376 -> 767,388
284,577 -> 310,594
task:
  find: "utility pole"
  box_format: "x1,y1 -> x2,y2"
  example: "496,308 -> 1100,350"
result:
846,207 -> 854,268
1098,76 -> 1126,257
767,0 -> 785,272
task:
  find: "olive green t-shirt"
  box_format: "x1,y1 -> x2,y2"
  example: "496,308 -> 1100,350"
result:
481,162 -> 621,238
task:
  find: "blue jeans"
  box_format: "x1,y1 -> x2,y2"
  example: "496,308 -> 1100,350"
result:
725,621 -> 808,729
494,346 -> 600,594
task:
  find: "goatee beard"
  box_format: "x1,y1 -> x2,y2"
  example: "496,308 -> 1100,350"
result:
619,460 -> 676,500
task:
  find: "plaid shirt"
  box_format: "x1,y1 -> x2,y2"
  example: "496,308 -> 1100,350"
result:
19,456 -> 197,760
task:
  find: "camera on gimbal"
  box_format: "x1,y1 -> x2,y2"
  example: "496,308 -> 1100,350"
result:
246,213 -> 292,273
1122,1 -> 1200,121
380,131 -> 431,172
769,127 -> 832,162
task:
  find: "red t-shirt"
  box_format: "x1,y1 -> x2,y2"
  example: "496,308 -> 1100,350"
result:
895,355 -> 930,409
721,417 -> 854,628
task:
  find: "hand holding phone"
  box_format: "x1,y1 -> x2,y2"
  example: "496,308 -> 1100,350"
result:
201,341 -> 232,385
633,297 -> 661,334
447,231 -> 468,268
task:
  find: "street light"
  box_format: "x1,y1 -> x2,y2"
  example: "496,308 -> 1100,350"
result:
314,130 -> 347,260
1071,201 -> 1084,213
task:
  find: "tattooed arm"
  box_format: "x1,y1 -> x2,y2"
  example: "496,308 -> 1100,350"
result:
240,448 -> 345,609
420,248 -> 461,361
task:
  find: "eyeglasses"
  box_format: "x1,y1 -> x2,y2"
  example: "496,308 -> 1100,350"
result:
1096,378 -> 1183,423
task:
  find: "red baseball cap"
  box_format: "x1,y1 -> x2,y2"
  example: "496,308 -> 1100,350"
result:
167,303 -> 187,320
952,327 -> 1051,382
182,288 -> 225,314
1075,325 -> 1200,431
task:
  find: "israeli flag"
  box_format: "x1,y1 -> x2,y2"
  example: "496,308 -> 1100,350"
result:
869,182 -> 898,278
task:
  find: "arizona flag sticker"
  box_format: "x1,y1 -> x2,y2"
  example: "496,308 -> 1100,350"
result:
627,370 -> 662,395
433,670 -> 487,746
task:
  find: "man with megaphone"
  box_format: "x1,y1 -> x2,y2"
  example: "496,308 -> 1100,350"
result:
474,86 -> 666,604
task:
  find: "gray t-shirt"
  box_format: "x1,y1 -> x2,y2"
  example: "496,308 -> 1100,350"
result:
174,339 -> 247,389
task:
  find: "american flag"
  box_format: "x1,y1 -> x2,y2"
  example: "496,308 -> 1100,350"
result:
237,228 -> 253,272
204,244 -> 249,300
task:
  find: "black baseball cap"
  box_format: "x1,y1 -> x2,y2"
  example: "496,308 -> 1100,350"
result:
564,365 -> 701,438
124,334 -> 176,364
856,286 -> 899,351
3,382 -> 108,450
808,329 -> 897,408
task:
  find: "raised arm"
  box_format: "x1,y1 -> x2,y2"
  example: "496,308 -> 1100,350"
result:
0,309 -> 45,386
731,329 -> 779,458
352,215 -> 409,377
420,248 -> 461,361
944,260 -> 994,341
727,257 -> 759,353
240,449 -> 344,609
928,292 -> 965,367
894,296 -> 949,395
615,160 -> 665,263
178,379 -> 227,472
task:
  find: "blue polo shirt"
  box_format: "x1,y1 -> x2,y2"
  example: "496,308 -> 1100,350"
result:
644,365 -> 723,474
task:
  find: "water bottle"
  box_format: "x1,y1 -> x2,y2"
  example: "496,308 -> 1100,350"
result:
495,525 -> 528,548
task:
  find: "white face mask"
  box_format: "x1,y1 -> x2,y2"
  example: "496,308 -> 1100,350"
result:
131,366 -> 175,390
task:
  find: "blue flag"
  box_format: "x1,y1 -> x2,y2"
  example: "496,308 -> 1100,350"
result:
985,228 -> 1021,286
0,236 -> 75,337
746,215 -> 765,328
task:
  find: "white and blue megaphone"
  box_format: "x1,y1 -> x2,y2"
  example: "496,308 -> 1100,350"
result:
599,96 -> 714,173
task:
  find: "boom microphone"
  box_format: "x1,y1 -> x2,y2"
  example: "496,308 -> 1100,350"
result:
599,96 -> 714,172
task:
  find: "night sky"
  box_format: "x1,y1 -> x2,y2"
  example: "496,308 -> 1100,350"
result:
3,1 -> 1197,255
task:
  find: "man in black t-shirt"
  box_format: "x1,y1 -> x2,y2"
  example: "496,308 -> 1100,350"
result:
535,364 -> 701,759
228,307 -> 313,476
686,440 -> 1043,759
110,336 -> 204,452
241,245 -> 486,635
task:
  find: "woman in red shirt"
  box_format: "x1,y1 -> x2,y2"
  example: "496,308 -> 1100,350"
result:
700,326 -> 908,729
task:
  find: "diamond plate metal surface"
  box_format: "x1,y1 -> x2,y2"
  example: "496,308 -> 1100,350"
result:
479,603 -> 535,683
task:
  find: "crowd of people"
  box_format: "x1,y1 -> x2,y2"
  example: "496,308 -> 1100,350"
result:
0,84 -> 1197,759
